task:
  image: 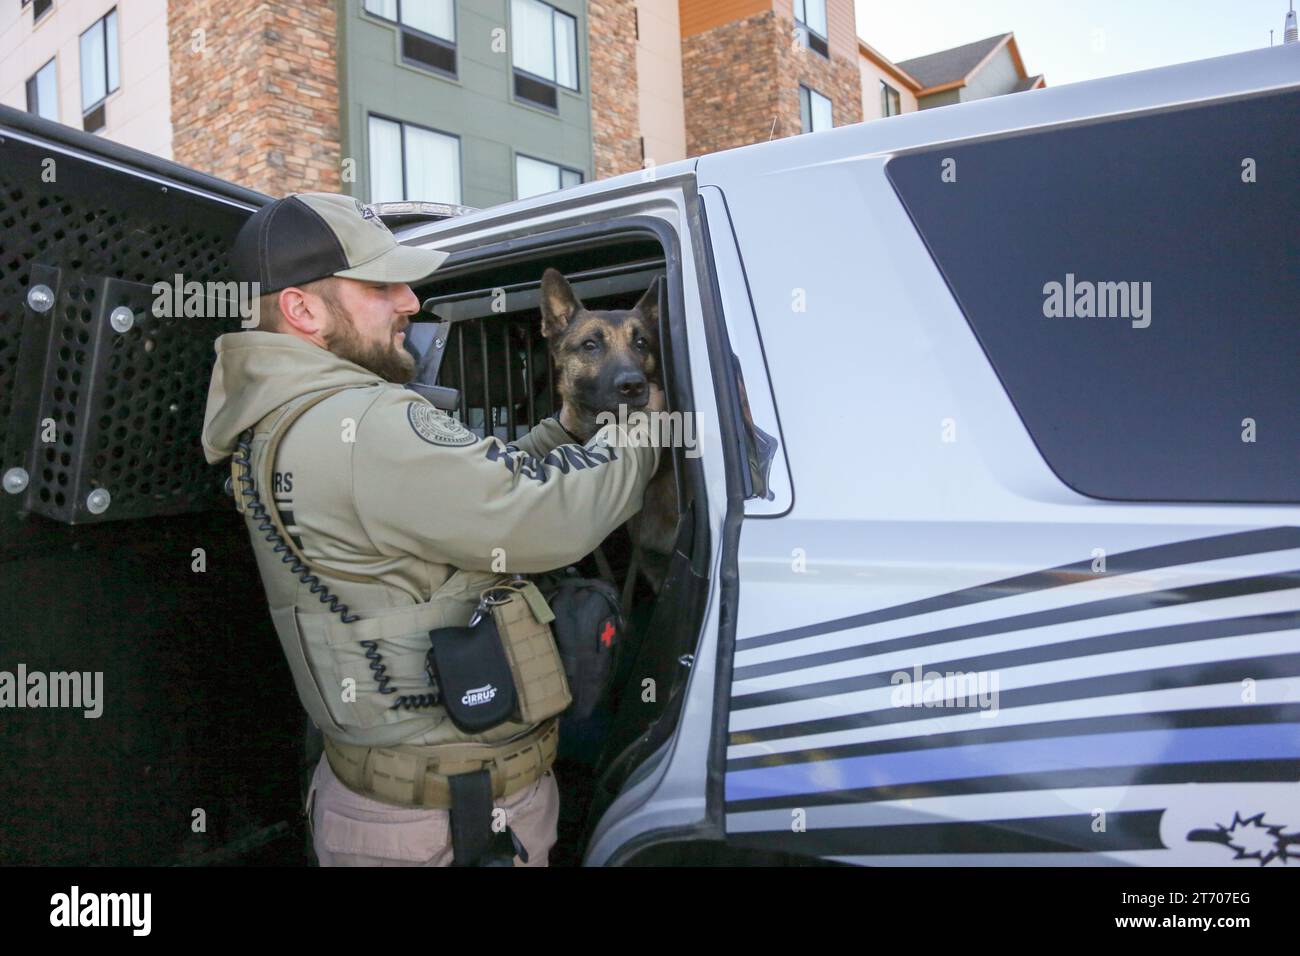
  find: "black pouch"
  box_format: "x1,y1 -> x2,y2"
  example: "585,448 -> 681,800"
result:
540,573 -> 624,720
426,615 -> 518,733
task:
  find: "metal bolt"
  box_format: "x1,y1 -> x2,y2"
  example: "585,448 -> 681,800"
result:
109,306 -> 135,333
3,467 -> 29,495
678,654 -> 694,668
86,488 -> 111,515
26,284 -> 54,312
434,337 -> 444,349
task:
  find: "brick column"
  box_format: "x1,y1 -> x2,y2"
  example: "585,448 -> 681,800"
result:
168,0 -> 341,196
681,12 -> 781,158
589,0 -> 642,180
775,13 -> 864,138
681,8 -> 864,158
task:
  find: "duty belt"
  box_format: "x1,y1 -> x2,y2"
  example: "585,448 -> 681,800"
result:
322,718 -> 558,809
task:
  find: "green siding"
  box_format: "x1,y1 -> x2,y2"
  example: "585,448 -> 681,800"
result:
916,48 -> 1024,110
337,0 -> 592,209
916,88 -> 962,110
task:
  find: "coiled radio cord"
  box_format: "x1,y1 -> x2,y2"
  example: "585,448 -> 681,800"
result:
234,430 -> 439,706
234,430 -> 361,624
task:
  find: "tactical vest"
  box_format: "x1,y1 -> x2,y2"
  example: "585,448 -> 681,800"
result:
233,386 -> 556,800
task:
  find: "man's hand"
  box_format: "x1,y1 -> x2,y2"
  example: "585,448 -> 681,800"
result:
646,383 -> 666,414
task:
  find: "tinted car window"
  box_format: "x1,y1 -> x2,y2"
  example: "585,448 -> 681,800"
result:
887,89 -> 1300,502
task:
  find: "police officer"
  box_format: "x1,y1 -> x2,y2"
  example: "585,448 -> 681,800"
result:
201,192 -> 662,866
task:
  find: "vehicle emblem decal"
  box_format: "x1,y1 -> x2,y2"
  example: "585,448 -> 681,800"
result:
1187,812 -> 1300,866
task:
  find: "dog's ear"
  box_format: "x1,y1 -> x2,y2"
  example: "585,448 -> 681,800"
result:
539,268 -> 582,339
632,281 -> 659,328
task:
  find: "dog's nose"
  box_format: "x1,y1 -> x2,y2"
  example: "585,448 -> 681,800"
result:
614,371 -> 646,399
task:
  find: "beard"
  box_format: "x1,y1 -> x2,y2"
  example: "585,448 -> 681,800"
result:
322,301 -> 414,385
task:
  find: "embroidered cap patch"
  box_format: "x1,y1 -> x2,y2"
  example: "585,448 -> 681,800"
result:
407,402 -> 477,447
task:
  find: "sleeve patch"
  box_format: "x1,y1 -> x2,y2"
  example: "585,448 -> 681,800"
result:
407,402 -> 477,447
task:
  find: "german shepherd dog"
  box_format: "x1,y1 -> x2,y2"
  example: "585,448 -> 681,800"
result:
538,268 -> 677,592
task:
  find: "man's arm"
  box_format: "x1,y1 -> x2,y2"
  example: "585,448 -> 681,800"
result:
508,416 -> 573,460
351,394 -> 660,573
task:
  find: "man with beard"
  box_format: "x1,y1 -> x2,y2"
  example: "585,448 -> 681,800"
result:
201,193 -> 662,866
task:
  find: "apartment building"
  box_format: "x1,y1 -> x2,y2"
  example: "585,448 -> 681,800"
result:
0,0 -> 172,157
1,1 -> 1040,206
679,0 -> 865,155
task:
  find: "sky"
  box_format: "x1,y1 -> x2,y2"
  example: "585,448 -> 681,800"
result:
853,0 -> 1296,87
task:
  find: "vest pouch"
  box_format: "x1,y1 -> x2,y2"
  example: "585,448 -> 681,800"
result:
268,604 -> 347,736
427,615 -> 518,733
486,584 -> 572,725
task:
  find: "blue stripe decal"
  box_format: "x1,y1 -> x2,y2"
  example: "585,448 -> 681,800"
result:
724,723 -> 1300,803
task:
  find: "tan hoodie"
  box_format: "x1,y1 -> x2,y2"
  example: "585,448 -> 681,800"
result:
202,331 -> 384,464
201,329 -> 660,746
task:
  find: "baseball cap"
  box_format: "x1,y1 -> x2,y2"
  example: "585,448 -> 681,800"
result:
230,192 -> 451,294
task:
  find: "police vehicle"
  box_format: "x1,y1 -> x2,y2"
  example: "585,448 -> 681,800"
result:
1,42 -> 1296,866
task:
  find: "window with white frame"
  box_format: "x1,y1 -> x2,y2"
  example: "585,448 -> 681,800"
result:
363,0 -> 457,76
510,0 -> 578,111
799,85 -> 832,134
515,154 -> 583,199
79,8 -> 119,133
368,115 -> 461,205
26,58 -> 58,122
793,0 -> 828,57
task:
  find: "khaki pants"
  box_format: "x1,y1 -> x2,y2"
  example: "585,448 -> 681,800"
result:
306,752 -> 560,866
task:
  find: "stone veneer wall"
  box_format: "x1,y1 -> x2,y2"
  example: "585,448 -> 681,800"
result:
682,10 -> 863,158
589,0 -> 642,179
168,0 -> 341,196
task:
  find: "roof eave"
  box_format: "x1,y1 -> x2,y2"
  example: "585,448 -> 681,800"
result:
917,78 -> 966,97
857,38 -> 923,92
1005,34 -> 1029,80
965,32 -> 1016,84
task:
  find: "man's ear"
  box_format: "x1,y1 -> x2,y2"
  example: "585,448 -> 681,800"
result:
632,281 -> 659,328
540,268 -> 582,339
277,286 -> 330,338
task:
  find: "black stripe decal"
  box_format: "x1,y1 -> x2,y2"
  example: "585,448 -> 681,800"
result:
734,608 -> 1300,710
280,509 -> 297,526
730,652 -> 1300,745
726,810 -> 1166,855
734,571 -> 1300,683
724,760 -> 1300,813
727,703 -> 1300,772
736,527 -> 1300,653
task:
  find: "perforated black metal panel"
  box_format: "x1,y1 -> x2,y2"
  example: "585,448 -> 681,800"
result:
20,274 -> 242,522
1,120 -> 258,526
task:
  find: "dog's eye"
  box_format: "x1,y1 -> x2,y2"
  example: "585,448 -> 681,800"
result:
582,340 -> 599,352
634,337 -> 649,351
